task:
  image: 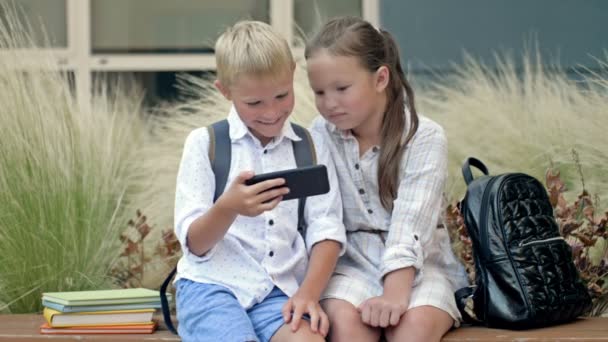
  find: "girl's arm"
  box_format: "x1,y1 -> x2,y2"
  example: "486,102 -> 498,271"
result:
358,120 -> 448,327
359,267 -> 415,327
380,120 -> 448,286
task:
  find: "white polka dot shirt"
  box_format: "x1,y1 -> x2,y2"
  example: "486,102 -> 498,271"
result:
174,107 -> 346,309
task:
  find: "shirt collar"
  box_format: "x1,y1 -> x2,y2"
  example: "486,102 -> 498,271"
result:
325,107 -> 414,145
325,119 -> 352,140
226,105 -> 301,144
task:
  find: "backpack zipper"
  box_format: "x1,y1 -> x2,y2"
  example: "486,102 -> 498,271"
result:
478,177 -> 497,260
518,236 -> 564,248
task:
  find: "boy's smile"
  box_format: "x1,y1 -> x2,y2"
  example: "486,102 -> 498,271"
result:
216,71 -> 295,146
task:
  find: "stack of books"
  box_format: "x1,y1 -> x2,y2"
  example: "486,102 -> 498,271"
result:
40,288 -> 165,335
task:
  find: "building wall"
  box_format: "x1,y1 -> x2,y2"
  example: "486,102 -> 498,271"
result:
381,0 -> 608,73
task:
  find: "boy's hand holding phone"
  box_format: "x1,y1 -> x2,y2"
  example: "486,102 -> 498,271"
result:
217,165 -> 329,217
217,171 -> 289,217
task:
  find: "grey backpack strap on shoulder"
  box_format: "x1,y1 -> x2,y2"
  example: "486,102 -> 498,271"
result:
208,119 -> 231,201
291,123 -> 317,236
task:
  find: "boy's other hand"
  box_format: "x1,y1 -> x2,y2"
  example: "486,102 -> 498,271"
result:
282,291 -> 329,337
217,171 -> 289,217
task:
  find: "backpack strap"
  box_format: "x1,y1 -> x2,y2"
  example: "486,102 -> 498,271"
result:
291,123 -> 316,236
455,285 -> 481,325
160,266 -> 177,333
462,157 -> 490,185
209,120 -> 231,201
161,121 -> 315,335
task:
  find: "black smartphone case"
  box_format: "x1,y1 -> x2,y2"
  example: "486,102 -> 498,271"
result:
245,165 -> 330,201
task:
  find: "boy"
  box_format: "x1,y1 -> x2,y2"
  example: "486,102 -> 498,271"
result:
173,21 -> 346,342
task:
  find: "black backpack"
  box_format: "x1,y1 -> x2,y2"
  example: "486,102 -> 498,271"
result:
455,157 -> 591,329
160,119 -> 316,334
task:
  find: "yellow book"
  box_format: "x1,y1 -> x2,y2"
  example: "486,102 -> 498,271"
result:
43,307 -> 155,328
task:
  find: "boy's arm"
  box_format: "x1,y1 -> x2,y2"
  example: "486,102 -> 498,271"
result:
184,176 -> 242,256
186,171 -> 288,256
281,124 -> 347,336
176,129 -> 288,258
174,128 -> 218,260
282,240 -> 341,337
298,240 -> 342,299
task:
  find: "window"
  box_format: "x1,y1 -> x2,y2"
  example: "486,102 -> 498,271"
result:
5,0 -> 378,108
293,0 -> 361,44
0,0 -> 67,48
91,0 -> 269,53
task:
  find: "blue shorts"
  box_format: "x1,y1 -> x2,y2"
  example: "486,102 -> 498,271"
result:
176,279 -> 288,342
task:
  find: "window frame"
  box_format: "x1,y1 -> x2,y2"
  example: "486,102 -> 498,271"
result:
8,0 -> 379,108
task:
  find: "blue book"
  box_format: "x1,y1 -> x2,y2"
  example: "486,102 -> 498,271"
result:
42,299 -> 162,313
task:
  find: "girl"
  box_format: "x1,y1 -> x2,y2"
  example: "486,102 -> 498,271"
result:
305,16 -> 469,342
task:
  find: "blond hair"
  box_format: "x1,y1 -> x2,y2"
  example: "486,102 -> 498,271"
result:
215,21 -> 294,88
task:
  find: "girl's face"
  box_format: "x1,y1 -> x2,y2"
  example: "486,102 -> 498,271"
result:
306,50 -> 388,132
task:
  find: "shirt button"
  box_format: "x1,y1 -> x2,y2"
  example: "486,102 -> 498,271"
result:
355,163 -> 360,170
367,209 -> 373,214
269,219 -> 274,226
372,147 -> 379,152
269,251 -> 274,257
358,188 -> 365,195
263,149 -> 268,154
414,234 -> 419,241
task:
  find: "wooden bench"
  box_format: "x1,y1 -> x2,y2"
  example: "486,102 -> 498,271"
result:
0,315 -> 606,341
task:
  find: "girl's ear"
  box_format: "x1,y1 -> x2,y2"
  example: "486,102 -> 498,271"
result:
374,65 -> 390,93
214,80 -> 232,100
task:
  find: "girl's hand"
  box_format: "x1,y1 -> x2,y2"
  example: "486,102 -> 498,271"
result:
281,290 -> 329,337
217,171 -> 289,217
358,293 -> 408,328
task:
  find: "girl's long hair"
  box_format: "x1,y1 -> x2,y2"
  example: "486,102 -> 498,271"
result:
305,16 -> 419,211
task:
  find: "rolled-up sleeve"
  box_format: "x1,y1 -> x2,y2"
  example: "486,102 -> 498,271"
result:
174,128 -> 216,262
381,124 -> 448,285
303,128 -> 347,255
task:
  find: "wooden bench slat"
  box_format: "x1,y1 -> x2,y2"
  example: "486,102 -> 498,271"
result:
0,314 -> 179,341
1,314 -> 606,341
444,318 -> 608,341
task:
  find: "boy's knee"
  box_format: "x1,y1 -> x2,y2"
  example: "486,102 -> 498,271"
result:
271,323 -> 325,342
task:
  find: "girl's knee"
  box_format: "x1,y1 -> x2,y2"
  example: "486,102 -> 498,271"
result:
322,299 -> 380,341
385,306 -> 453,342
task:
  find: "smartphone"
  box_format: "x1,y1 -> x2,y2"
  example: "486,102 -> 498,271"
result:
245,165 -> 330,201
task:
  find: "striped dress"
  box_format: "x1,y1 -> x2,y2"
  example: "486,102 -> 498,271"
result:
311,114 -> 469,324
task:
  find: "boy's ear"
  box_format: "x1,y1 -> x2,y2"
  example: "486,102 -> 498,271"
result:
214,80 -> 232,100
374,65 -> 390,92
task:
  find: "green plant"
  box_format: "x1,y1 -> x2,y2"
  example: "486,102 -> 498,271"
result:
0,4 -> 146,313
111,210 -> 180,289
419,51 -> 608,203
